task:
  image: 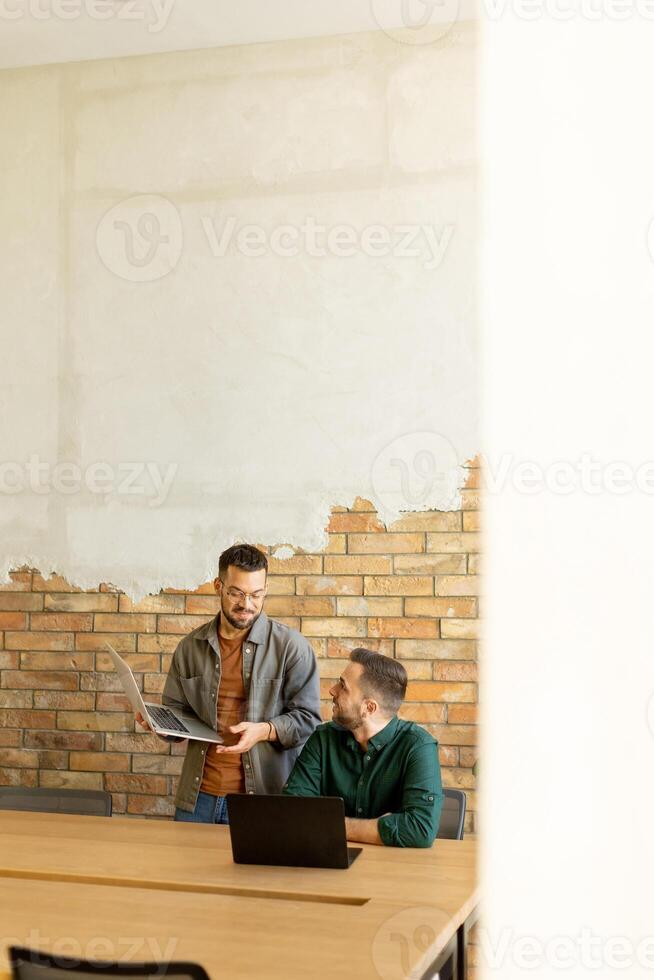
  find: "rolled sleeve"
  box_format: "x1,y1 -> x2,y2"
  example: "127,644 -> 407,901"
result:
269,639 -> 321,749
377,739 -> 443,848
282,730 -> 323,796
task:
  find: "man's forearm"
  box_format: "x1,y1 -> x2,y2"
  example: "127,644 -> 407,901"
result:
344,816 -> 383,846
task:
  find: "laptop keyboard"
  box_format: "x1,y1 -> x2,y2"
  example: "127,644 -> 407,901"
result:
147,705 -> 190,735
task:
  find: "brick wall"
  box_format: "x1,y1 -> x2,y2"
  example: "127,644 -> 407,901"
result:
0,472 -> 480,831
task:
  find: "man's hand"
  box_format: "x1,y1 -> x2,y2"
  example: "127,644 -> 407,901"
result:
216,721 -> 270,754
344,813 -> 391,846
135,711 -> 153,732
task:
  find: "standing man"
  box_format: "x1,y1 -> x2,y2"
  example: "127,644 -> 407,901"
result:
138,544 -> 321,824
283,648 -> 443,847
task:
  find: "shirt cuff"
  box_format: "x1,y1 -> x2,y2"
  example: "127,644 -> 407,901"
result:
377,814 -> 396,847
267,714 -> 293,748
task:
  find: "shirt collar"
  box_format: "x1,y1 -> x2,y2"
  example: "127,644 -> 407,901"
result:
368,715 -> 401,751
207,610 -> 269,654
338,715 -> 400,752
247,610 -> 268,644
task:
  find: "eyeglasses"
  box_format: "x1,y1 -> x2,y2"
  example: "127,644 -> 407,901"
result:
221,583 -> 266,603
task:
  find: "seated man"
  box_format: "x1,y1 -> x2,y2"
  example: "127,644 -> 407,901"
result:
283,647 -> 443,847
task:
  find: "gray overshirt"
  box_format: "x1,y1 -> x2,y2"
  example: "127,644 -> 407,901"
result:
162,611 -> 321,812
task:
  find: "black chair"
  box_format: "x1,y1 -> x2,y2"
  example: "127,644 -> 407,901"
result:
10,948 -> 210,980
437,788 -> 466,840
0,787 -> 112,817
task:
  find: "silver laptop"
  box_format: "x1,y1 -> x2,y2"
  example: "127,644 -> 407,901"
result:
106,642 -> 222,743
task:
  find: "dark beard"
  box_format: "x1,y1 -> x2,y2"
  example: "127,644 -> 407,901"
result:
220,602 -> 259,632
333,706 -> 365,732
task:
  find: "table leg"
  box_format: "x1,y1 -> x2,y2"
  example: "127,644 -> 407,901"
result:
457,903 -> 480,980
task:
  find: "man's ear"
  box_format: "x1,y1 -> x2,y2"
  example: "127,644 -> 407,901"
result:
214,577 -> 221,595
365,698 -> 379,717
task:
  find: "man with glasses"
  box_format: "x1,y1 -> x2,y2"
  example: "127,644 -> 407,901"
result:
136,543 -> 321,824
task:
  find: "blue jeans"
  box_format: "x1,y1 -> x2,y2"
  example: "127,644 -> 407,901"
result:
174,791 -> 229,824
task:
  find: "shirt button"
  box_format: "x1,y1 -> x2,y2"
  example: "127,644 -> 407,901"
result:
195,777 -> 199,782
248,790 -> 254,795
245,763 -> 250,770
357,808 -> 363,814
365,755 -> 370,761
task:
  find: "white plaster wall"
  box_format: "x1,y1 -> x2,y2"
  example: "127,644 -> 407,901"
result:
0,26 -> 478,595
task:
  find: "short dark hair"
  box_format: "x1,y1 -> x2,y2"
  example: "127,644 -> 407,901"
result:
350,647 -> 407,715
218,544 -> 268,580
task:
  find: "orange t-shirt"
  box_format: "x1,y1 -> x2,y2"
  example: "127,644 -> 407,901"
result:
200,630 -> 246,796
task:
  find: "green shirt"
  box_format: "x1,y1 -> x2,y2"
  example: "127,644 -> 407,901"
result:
283,716 -> 443,848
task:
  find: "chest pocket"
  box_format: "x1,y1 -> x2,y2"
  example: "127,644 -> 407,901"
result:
251,677 -> 283,713
179,674 -> 208,723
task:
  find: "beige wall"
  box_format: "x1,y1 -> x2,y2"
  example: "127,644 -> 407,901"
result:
0,25 -> 478,597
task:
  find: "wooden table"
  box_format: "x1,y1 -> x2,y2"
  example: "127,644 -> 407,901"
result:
0,811 -> 478,979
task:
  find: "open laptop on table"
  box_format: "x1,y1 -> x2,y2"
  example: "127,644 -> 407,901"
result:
226,794 -> 362,869
106,642 -> 222,743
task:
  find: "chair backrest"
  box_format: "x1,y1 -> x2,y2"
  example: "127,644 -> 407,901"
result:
0,787 -> 112,817
437,788 -> 466,840
10,948 -> 210,980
